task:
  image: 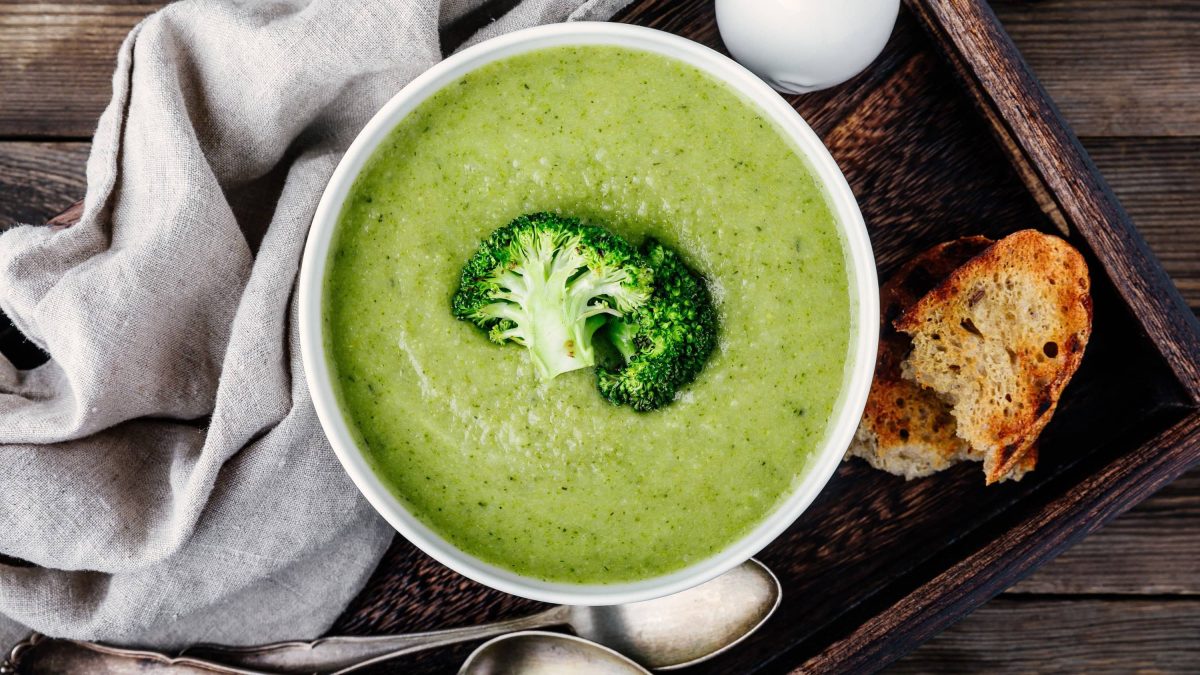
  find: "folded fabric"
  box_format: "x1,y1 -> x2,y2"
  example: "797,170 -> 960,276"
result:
0,0 -> 629,648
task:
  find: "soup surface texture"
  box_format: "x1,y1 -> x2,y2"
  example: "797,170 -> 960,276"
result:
325,45 -> 852,583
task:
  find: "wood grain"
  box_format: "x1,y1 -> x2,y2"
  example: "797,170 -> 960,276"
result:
991,0 -> 1200,138
1,1 -> 1196,139
889,598 -> 1200,674
0,142 -> 88,224
0,3 -> 161,138
1084,137 -> 1200,313
1010,468 -> 1200,595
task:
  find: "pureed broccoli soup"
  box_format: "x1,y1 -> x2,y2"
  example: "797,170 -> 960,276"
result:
324,45 -> 851,583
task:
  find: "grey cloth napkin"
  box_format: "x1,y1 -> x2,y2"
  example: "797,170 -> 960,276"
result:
0,0 -> 629,649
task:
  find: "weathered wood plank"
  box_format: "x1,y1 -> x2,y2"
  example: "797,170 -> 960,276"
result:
1083,137 -> 1200,312
887,598 -> 1200,674
0,142 -> 88,224
992,0 -> 1200,137
0,1 -> 1196,138
0,3 -> 161,138
1013,466 -> 1200,595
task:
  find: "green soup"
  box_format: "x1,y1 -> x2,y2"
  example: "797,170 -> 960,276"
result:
325,45 -> 852,583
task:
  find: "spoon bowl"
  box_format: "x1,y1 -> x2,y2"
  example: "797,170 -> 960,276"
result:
459,632 -> 650,675
571,558 -> 781,669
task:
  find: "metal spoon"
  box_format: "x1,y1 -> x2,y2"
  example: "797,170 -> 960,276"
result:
5,559 -> 780,673
459,631 -> 650,675
565,558 -> 781,670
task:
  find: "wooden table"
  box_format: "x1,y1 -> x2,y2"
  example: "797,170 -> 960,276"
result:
1,1 -> 1196,671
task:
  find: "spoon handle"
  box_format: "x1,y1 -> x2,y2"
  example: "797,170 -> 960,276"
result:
4,606 -> 569,675
185,606 -> 568,674
3,634 -> 263,674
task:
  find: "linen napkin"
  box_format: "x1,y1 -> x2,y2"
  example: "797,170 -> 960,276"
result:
0,0 -> 630,649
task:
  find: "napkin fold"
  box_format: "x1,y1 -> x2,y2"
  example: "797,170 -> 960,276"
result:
0,0 -> 629,648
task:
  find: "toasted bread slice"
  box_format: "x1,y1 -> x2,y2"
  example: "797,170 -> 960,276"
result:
895,230 -> 1092,484
847,237 -> 993,479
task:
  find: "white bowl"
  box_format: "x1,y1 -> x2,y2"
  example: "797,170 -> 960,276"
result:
299,22 -> 878,606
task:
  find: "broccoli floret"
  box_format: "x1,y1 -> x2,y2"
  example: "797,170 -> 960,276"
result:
452,214 -> 718,411
596,239 -> 718,412
452,213 -> 653,380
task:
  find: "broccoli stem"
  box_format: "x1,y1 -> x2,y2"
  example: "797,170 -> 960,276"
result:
497,246 -> 621,380
523,274 -> 598,379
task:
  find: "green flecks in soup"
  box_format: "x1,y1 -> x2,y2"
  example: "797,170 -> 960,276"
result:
324,45 -> 852,583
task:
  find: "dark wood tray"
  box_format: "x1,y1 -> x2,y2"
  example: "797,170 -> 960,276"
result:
6,0 -> 1199,672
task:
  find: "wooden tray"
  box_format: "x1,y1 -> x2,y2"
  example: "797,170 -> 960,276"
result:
5,0 -> 1199,672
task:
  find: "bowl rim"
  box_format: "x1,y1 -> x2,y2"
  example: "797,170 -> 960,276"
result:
298,21 -> 879,606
